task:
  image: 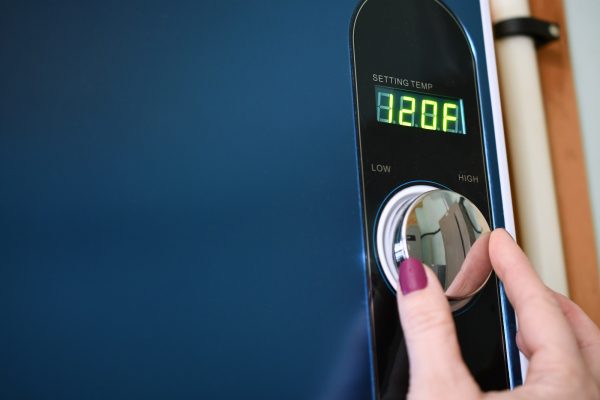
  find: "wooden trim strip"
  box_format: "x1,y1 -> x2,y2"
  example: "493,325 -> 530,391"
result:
529,0 -> 600,325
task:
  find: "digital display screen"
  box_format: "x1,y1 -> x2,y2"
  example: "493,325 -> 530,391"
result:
375,86 -> 466,134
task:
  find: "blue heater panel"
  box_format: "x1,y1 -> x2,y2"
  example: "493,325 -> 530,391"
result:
0,1 -> 518,399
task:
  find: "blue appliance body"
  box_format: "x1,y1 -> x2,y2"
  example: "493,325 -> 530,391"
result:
0,1 -> 518,399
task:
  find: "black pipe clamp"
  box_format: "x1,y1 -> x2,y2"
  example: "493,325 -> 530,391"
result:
494,17 -> 560,46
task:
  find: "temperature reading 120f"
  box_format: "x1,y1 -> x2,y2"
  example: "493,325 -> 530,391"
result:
375,86 -> 466,134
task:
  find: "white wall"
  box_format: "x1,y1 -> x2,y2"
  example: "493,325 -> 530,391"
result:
564,1 -> 600,273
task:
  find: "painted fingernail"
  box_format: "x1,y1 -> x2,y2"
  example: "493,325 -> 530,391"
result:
398,258 -> 428,295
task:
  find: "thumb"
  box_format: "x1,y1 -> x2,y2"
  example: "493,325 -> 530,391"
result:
396,258 -> 478,396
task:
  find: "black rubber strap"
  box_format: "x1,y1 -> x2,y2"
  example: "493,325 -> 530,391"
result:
494,17 -> 560,46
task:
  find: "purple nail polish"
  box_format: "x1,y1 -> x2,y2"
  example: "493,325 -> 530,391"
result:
398,258 -> 428,295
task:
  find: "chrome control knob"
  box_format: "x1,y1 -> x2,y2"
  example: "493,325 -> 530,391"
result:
376,186 -> 492,310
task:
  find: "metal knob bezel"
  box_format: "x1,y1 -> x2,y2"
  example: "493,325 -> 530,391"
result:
375,186 -> 492,310
375,185 -> 436,292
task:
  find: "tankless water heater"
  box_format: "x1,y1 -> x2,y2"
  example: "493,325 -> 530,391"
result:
0,1 -> 519,398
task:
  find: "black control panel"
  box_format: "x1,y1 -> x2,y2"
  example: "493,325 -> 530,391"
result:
350,0 -> 509,397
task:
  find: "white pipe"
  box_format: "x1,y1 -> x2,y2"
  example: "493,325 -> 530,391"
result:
490,0 -> 569,296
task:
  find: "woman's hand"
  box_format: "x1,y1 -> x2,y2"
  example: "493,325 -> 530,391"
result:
396,229 -> 600,399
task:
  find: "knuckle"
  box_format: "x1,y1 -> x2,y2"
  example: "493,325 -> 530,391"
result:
518,288 -> 560,314
403,305 -> 454,340
534,358 -> 598,399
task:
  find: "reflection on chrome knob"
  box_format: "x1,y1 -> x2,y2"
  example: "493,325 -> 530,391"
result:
376,187 -> 492,310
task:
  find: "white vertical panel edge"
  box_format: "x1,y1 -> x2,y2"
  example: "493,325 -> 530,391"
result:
479,0 -> 516,237
479,0 -> 527,383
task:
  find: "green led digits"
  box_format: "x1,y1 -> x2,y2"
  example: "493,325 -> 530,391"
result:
374,86 -> 465,134
377,91 -> 394,123
421,99 -> 438,130
443,103 -> 458,133
399,96 -> 416,127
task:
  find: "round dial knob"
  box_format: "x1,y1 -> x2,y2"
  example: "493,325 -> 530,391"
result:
376,186 -> 492,310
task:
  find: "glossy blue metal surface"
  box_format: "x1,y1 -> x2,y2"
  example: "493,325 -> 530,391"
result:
0,1 -> 517,398
0,1 -> 371,398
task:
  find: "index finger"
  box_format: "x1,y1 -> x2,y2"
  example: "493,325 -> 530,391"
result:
489,230 -> 580,363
